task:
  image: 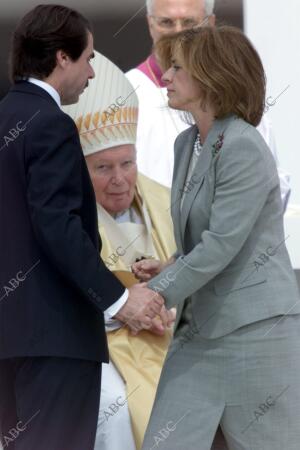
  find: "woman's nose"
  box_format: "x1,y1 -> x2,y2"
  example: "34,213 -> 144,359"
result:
162,67 -> 173,85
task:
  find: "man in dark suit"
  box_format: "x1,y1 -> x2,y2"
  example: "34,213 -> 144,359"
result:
0,5 -> 164,450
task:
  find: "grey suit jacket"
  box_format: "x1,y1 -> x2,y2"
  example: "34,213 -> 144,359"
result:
149,114 -> 300,338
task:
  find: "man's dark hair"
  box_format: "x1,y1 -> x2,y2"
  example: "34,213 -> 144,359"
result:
9,4 -> 92,82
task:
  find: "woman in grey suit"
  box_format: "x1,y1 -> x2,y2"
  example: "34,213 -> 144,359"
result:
132,26 -> 300,450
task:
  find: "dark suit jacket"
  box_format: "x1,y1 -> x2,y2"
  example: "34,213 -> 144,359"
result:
0,81 -> 125,362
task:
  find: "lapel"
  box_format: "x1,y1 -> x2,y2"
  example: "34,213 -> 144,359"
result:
171,125 -> 197,249
180,136 -> 212,233
173,115 -> 235,244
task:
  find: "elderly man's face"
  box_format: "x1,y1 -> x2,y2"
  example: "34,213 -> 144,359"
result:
147,0 -> 215,44
86,144 -> 137,216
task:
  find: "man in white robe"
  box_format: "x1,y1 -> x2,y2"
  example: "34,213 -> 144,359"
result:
126,0 -> 291,210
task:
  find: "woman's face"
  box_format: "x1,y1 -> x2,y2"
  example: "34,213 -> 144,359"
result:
162,57 -> 203,112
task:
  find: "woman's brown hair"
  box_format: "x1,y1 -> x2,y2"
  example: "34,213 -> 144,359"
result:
156,25 -> 266,126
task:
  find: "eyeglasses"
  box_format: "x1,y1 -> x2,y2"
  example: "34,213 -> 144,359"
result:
149,15 -> 209,31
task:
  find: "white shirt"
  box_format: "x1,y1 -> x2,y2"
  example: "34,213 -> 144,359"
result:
27,78 -> 128,322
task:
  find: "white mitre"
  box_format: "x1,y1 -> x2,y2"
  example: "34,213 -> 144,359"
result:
62,50 -> 138,156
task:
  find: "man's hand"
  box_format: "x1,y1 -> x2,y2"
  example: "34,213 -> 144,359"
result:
114,283 -> 164,334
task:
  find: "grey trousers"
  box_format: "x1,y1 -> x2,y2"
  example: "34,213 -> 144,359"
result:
141,314 -> 300,450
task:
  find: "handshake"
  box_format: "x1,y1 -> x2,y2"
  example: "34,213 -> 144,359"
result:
114,259 -> 175,335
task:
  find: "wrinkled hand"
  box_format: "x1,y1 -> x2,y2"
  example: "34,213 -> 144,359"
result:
114,283 -> 164,334
132,259 -> 164,281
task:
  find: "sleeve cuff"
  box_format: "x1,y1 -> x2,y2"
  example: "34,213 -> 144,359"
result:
104,289 -> 128,324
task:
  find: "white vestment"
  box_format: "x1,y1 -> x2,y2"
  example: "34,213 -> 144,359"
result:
94,204 -> 158,450
126,67 -> 291,210
95,361 -> 136,450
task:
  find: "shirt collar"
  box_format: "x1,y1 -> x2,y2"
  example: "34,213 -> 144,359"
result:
27,77 -> 61,107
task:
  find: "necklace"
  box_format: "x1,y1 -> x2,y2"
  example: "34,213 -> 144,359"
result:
194,132 -> 203,156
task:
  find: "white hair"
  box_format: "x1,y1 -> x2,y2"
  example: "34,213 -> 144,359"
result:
146,0 -> 215,16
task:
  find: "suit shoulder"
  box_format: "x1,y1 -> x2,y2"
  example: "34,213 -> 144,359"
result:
225,119 -> 273,158
217,119 -> 277,176
174,124 -> 196,148
9,85 -> 77,130
26,104 -> 77,138
23,103 -> 80,161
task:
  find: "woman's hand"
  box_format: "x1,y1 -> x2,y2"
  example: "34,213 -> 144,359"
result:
132,259 -> 164,281
149,306 -> 176,335
130,306 -> 176,336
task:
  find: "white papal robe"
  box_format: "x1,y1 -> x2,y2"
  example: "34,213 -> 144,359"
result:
94,174 -> 176,450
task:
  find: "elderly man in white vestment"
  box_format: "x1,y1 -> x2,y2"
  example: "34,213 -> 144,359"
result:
126,0 -> 291,210
63,51 -> 176,450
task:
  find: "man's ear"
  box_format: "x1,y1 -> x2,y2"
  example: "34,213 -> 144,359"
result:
56,50 -> 70,69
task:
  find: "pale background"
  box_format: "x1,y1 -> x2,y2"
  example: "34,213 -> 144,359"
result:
244,0 -> 300,269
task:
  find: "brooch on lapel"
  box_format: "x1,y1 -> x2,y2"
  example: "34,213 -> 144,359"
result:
212,132 -> 224,157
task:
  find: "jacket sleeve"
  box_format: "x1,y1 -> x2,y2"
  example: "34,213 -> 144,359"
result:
257,115 -> 291,211
25,112 -> 125,312
148,131 -> 279,308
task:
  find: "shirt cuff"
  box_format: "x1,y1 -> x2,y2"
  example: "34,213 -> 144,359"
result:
104,289 -> 128,325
